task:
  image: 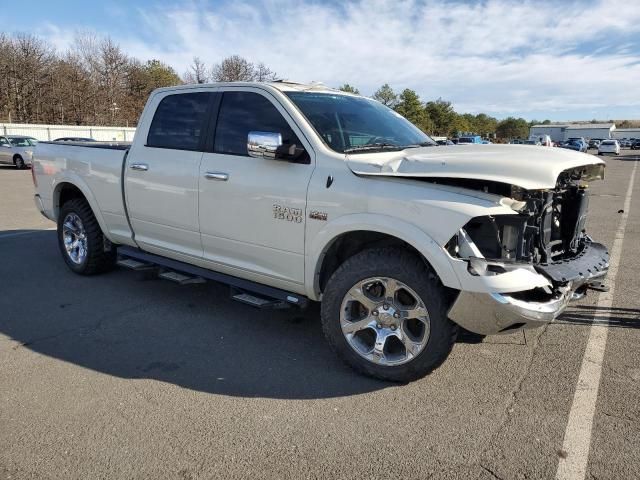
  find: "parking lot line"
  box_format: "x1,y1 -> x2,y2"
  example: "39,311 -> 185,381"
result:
556,160 -> 638,480
0,227 -> 56,239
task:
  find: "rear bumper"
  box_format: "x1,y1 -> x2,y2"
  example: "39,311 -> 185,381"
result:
448,242 -> 609,335
34,194 -> 51,220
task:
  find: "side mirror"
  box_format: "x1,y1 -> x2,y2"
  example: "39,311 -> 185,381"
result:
247,131 -> 282,160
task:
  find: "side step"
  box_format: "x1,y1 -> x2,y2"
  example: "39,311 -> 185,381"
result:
116,258 -> 155,271
231,290 -> 289,309
158,270 -> 206,285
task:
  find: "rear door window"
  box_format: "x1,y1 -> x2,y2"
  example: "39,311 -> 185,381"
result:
147,92 -> 212,151
213,91 -> 308,163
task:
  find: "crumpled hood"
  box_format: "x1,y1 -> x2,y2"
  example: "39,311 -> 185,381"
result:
346,144 -> 605,190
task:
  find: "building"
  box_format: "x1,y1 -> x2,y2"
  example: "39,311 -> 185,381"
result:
529,123 -> 616,142
612,128 -> 640,140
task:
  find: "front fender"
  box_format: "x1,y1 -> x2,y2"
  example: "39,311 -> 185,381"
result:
305,213 -> 462,300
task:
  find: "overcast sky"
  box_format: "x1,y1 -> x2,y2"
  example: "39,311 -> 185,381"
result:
7,0 -> 640,121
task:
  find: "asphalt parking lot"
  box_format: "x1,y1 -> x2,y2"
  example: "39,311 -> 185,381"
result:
1,151 -> 639,480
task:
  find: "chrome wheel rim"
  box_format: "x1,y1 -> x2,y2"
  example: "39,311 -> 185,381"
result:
62,213 -> 88,265
340,277 -> 430,366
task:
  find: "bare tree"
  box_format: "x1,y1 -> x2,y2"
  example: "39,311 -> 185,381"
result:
211,55 -> 255,82
254,62 -> 278,82
0,33 -> 56,124
183,56 -> 209,84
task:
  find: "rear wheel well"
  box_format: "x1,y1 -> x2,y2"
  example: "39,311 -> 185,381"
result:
55,183 -> 86,217
318,231 -> 424,293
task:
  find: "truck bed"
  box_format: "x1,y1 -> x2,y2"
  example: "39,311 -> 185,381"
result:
38,141 -> 131,150
33,141 -> 134,245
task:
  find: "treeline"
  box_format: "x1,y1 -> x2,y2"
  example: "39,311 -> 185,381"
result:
341,83 -> 537,140
0,33 -> 182,126
1,31 -> 541,138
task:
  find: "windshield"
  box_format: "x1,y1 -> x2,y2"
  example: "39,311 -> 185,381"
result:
285,92 -> 435,153
9,137 -> 36,147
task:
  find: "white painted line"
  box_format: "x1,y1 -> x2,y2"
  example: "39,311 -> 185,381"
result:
0,227 -> 56,239
556,160 -> 638,480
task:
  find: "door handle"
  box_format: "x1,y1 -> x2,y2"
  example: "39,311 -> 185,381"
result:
130,163 -> 148,171
204,172 -> 229,181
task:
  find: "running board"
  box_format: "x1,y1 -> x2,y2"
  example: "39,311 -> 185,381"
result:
116,246 -> 308,308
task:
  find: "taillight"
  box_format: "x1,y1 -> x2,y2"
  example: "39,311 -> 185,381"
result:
31,163 -> 37,187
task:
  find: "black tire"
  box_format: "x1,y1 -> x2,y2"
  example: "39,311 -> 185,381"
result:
321,248 -> 457,382
57,198 -> 116,275
14,155 -> 25,169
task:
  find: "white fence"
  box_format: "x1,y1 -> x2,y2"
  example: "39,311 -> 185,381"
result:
0,123 -> 136,142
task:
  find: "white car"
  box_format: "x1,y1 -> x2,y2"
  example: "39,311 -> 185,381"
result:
32,82 -> 610,382
0,135 -> 38,169
598,140 -> 620,156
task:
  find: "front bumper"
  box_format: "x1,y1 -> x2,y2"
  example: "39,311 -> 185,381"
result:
448,242 -> 609,335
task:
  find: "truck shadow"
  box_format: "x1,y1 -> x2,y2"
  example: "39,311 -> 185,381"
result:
557,305 -> 640,329
1,230 -> 393,399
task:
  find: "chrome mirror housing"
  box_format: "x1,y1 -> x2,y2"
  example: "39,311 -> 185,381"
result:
247,131 -> 283,159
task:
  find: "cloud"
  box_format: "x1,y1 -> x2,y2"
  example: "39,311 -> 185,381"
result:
37,0 -> 640,119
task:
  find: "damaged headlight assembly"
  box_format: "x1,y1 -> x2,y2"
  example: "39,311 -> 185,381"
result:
446,214 -> 538,277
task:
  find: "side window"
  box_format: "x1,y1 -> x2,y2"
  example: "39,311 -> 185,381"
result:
147,92 -> 211,150
214,91 -> 308,163
0,137 -> 9,146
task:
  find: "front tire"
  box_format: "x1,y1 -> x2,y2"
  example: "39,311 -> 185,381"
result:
57,198 -> 116,275
321,248 -> 457,382
14,155 -> 25,169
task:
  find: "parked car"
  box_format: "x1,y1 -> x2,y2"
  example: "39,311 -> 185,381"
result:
509,139 -> 525,144
631,140 -> 640,150
32,81 -> 609,382
53,137 -> 96,142
620,139 -> 632,148
560,139 -> 588,153
524,140 -> 542,146
588,139 -> 601,148
598,140 -> 620,156
457,135 -> 483,144
436,139 -> 455,146
0,135 -> 38,169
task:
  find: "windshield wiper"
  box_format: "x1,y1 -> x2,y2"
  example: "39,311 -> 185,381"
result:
402,142 -> 438,149
343,143 -> 404,153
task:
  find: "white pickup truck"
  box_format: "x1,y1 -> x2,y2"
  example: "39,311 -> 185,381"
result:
32,81 -> 609,382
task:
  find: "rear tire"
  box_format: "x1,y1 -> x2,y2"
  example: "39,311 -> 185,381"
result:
57,198 -> 116,275
321,248 -> 457,382
14,155 -> 25,169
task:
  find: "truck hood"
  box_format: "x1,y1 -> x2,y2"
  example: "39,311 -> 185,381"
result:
346,144 -> 605,190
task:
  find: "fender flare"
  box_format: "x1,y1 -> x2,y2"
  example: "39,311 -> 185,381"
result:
52,174 -> 114,243
305,213 -> 462,300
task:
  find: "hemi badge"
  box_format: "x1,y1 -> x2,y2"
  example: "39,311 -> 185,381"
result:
309,211 -> 328,221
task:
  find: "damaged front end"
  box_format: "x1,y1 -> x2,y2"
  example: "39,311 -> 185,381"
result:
445,164 -> 609,334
